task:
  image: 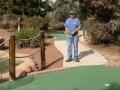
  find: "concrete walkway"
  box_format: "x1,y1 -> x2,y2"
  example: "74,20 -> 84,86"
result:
49,31 -> 108,67
55,41 -> 108,67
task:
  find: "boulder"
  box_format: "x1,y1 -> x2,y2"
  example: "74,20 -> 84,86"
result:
16,63 -> 32,73
1,69 -> 27,81
24,59 -> 38,71
16,69 -> 27,78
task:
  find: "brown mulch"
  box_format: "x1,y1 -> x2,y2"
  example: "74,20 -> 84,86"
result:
0,29 -> 63,71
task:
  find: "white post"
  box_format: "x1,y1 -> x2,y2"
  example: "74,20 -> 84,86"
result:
18,17 -> 20,31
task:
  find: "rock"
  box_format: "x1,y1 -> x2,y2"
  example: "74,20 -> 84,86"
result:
24,59 -> 38,71
16,63 -> 32,73
16,69 -> 27,78
1,72 -> 9,81
1,69 -> 27,81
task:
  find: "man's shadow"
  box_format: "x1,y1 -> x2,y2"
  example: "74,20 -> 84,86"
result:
78,50 -> 94,60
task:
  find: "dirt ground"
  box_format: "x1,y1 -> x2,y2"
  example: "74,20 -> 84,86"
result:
0,29 -> 63,71
0,29 -> 120,71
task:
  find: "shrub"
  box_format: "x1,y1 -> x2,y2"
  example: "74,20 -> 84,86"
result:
0,15 -> 2,21
15,27 -> 39,39
49,18 -> 64,30
23,16 -> 44,30
40,20 -> 49,30
82,19 -> 95,40
49,19 -> 59,29
3,14 -> 19,21
15,27 -> 40,48
2,21 -> 9,29
9,20 -> 18,30
91,19 -> 120,44
54,22 -> 64,30
0,22 -> 3,28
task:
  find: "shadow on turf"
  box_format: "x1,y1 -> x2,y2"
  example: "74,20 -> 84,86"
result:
0,76 -> 35,90
103,82 -> 120,90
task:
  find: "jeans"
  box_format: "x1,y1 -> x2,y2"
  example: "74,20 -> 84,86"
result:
66,34 -> 78,60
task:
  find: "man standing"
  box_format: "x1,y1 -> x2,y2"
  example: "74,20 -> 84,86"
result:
64,10 -> 81,62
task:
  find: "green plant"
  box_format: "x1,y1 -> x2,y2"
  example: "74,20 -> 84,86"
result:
90,18 -> 120,44
0,22 -> 3,28
23,16 -> 44,29
82,19 -> 95,40
15,27 -> 40,48
2,21 -> 9,29
40,19 -> 49,30
49,19 -> 58,29
54,22 -> 64,30
15,27 -> 39,39
9,20 -> 18,30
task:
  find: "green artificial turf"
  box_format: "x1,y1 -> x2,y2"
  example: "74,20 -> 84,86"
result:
1,65 -> 120,90
48,31 -> 66,40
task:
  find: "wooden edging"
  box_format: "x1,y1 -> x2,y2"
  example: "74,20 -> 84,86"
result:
27,67 -> 72,76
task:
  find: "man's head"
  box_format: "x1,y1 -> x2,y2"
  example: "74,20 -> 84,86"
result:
69,10 -> 75,19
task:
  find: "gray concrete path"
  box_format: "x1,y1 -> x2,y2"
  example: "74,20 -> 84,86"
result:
54,41 -> 108,67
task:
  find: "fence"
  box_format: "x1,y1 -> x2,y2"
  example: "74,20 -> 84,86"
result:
0,31 -> 46,81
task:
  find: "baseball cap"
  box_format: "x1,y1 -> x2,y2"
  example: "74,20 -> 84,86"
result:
69,10 -> 75,14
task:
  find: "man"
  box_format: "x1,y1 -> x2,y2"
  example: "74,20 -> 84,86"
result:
64,10 -> 81,62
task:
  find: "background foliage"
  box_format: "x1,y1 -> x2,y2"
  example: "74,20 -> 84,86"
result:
0,0 -> 120,45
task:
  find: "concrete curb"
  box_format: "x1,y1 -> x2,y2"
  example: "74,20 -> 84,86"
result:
27,66 -> 72,76
104,63 -> 120,67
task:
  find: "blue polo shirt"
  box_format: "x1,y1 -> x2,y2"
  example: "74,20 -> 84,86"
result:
64,18 -> 80,34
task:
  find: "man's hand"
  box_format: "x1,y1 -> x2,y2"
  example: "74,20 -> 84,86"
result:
64,31 -> 68,36
71,31 -> 76,35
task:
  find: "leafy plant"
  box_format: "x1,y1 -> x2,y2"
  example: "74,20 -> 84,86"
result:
91,18 -> 120,44
23,16 -> 44,29
54,22 -> 64,30
15,27 -> 40,48
2,21 -> 9,29
15,27 -> 39,39
82,19 -> 96,40
9,20 -> 18,30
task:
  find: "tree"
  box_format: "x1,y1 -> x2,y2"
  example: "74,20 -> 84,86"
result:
78,0 -> 120,22
0,0 -> 53,17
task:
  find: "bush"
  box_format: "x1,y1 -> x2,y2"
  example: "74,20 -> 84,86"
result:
40,20 -> 49,30
91,19 -> 120,44
49,19 -> 58,29
82,19 -> 95,40
0,22 -> 3,28
15,27 -> 39,39
2,21 -> 9,29
23,16 -> 44,30
49,18 -> 64,30
54,22 -> 64,30
3,14 -> 19,21
15,27 -> 40,48
9,20 -> 18,30
0,15 -> 2,21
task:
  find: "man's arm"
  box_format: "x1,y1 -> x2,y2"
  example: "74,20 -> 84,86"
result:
64,26 -> 68,35
71,26 -> 81,34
